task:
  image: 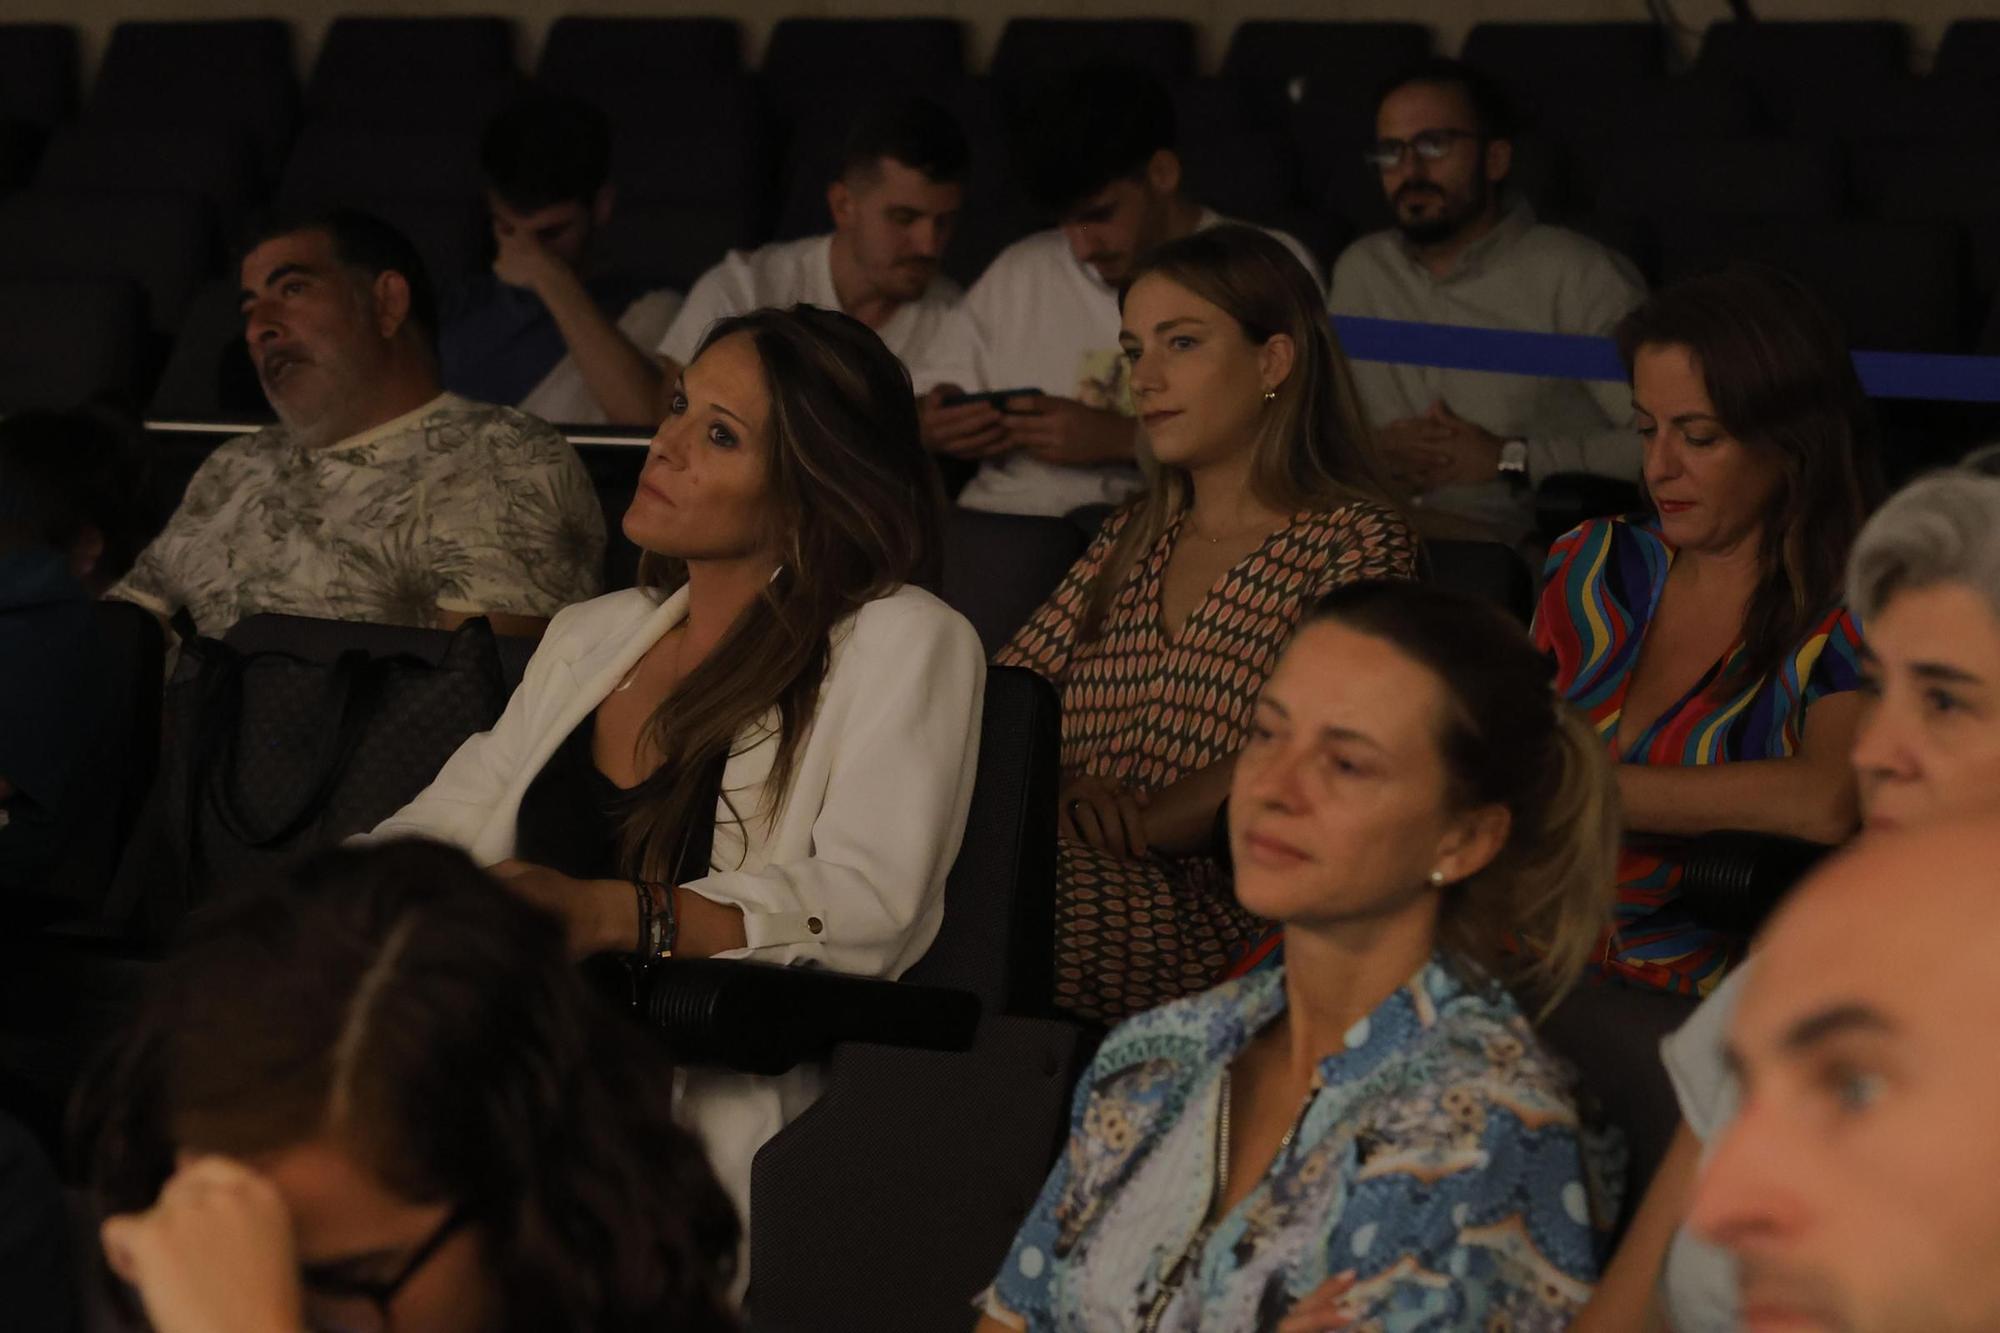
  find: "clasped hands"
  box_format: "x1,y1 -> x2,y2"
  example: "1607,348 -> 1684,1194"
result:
1377,398 -> 1505,494
919,385 -> 1135,467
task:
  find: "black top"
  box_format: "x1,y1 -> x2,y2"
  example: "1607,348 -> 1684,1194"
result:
514,709 -> 724,893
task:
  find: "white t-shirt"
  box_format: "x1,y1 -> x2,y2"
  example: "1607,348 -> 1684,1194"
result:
655,233 -> 961,392
934,211 -> 1322,518
521,288 -> 683,426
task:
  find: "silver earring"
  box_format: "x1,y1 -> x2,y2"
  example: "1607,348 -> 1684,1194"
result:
1428,869 -> 1446,886
1262,388 -> 1277,403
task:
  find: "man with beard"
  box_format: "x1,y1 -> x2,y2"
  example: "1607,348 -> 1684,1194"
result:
924,63 -> 1322,517
1330,60 -> 1645,544
1686,817 -> 2000,1333
109,210 -> 604,639
556,96 -> 971,427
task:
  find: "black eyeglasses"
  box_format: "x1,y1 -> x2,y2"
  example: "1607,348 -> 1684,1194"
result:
1362,128 -> 1481,169
299,1206 -> 470,1333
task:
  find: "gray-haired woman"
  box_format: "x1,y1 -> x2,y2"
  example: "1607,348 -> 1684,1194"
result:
1577,463 -> 2000,1331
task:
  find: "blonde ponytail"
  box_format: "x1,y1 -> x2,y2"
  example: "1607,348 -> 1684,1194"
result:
1485,706 -> 1621,1015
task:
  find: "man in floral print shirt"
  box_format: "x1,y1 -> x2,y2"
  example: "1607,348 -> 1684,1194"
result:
111,210 -> 603,639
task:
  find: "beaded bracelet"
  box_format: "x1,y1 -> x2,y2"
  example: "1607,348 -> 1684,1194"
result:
637,879 -> 679,960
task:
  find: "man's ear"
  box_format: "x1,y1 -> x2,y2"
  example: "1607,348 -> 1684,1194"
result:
371,270 -> 412,341
827,179 -> 855,231
1258,332 -> 1296,397
1146,148 -> 1183,199
68,524 -> 106,586
592,183 -> 617,228
1483,137 -> 1513,186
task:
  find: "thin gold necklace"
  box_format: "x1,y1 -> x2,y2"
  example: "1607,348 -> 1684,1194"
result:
613,627 -> 686,694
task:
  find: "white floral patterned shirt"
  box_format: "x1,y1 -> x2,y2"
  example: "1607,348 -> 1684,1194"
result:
111,394 -> 604,636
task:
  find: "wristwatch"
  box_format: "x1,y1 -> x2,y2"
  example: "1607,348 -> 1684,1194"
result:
1498,438 -> 1530,487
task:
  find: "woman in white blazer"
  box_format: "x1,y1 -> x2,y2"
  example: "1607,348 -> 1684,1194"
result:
370,305 -> 986,1271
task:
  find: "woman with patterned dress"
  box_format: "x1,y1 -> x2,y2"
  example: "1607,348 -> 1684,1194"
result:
997,226 -> 1413,1024
977,581 -> 1623,1332
1532,264 -> 1882,997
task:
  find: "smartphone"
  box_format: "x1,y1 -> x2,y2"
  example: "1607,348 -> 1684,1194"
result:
939,387 -> 1042,410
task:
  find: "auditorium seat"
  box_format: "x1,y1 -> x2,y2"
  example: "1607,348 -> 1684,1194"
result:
1461,22 -> 1667,134
991,17 -> 1198,90
1852,144 -> 2000,304
1594,138 -> 1846,225
0,189 -> 214,338
1179,125 -> 1306,231
277,123 -> 485,207
589,75 -> 773,234
536,15 -> 742,90
749,666 -> 1079,1333
1762,72 -> 2000,145
34,125 -> 260,238
1538,981 -> 1699,1237
1560,78 -> 1762,215
0,23 -> 78,130
1663,217 -> 1971,354
85,20 -> 298,180
1221,21 -> 1432,130
760,18 -> 966,132
941,508 -> 1087,656
148,278 -> 268,422
1419,540 -> 1535,625
0,277 -> 145,412
305,16 -> 520,129
1934,19 -> 2000,82
1694,20 -> 1911,133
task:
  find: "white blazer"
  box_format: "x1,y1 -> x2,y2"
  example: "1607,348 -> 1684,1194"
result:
370,581 -> 986,1254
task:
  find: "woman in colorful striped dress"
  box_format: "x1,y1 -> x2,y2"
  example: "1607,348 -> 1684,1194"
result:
1533,264 -> 1883,995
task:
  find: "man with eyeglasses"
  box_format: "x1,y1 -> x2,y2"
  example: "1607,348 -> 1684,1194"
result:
1330,58 -> 1646,546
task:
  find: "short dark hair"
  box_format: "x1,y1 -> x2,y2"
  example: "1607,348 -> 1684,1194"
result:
480,93 -> 613,213
1373,57 -> 1518,141
835,95 -> 970,186
78,839 -> 741,1333
0,408 -> 155,583
1013,63 -> 1177,215
243,208 -> 439,356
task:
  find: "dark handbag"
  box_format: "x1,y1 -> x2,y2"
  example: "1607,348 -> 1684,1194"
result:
111,617 -> 510,939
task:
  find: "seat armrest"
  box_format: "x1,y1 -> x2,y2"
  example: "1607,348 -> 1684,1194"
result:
1675,830 -> 1834,937
639,959 -> 982,1076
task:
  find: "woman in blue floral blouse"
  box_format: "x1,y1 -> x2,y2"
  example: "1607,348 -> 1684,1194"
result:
978,581 -> 1623,1331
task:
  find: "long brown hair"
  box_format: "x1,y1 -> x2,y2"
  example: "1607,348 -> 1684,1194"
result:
1306,581 -> 1620,1011
1616,262 -> 1885,686
1080,224 -> 1400,639
624,305 -> 945,881
78,840 -> 740,1333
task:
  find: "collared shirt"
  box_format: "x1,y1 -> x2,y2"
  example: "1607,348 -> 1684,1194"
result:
984,957 -> 1618,1331
109,393 -> 605,637
1330,199 -> 1647,538
936,211 -> 1323,519
655,233 -> 961,390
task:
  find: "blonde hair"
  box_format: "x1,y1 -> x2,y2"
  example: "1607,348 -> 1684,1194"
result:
1307,582 -> 1621,1012
1078,225 -> 1402,640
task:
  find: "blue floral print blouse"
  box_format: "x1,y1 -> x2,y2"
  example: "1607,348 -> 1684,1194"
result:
984,958 -> 1619,1332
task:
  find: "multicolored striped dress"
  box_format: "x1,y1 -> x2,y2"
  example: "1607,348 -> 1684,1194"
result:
1533,516 -> 1863,995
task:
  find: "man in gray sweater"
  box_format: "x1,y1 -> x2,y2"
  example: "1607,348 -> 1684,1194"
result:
1330,58 -> 1646,545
